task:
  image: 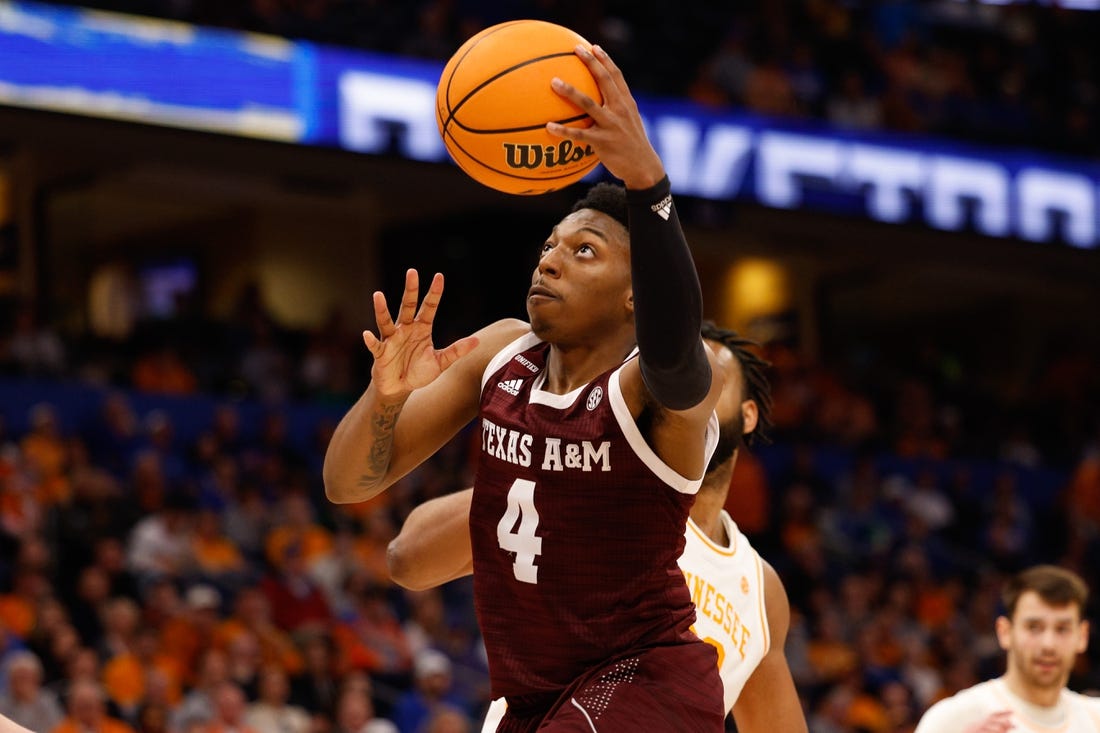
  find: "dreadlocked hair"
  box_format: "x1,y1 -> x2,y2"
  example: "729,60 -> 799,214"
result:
701,320 -> 774,447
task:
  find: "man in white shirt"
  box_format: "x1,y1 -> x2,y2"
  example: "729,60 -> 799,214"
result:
915,564 -> 1100,732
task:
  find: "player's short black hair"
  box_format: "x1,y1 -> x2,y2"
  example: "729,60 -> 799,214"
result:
701,320 -> 773,447
571,182 -> 629,230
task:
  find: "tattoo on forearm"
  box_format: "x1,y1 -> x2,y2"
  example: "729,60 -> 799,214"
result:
357,401 -> 403,487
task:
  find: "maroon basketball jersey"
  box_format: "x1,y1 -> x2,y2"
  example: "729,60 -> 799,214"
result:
470,333 -> 718,703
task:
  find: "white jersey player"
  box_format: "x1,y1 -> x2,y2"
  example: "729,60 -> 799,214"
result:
915,565 -> 1100,733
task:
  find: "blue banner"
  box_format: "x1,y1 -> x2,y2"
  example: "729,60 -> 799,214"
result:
1,0 -> 1098,248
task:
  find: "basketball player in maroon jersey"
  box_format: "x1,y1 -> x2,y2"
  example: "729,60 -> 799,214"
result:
324,44 -> 727,731
387,323 -> 809,733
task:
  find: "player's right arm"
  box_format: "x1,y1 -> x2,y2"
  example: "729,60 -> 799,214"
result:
388,488 -> 475,591
732,561 -> 808,733
323,269 -> 527,504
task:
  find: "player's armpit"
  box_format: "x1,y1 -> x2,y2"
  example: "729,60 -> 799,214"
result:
388,488 -> 475,591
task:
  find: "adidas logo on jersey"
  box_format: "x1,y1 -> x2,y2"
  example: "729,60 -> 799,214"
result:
497,378 -> 523,396
651,194 -> 673,221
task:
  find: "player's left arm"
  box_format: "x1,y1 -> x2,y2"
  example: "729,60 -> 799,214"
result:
731,561 -> 808,733
387,488 -> 474,591
550,45 -> 718,434
582,47 -> 712,413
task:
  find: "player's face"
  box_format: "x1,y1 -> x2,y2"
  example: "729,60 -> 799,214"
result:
997,591 -> 1088,692
528,209 -> 632,342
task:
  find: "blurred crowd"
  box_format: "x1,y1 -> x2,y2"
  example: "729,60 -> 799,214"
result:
1,3 -> 1098,732
0,279 -> 1099,733
35,0 -> 1100,157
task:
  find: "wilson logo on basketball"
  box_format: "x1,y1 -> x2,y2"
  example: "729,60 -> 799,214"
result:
503,140 -> 596,171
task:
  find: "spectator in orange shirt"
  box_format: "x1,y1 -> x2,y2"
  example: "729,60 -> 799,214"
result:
100,626 -> 183,721
19,403 -> 71,507
50,680 -> 134,733
332,582 -> 412,678
192,508 -> 251,590
157,584 -> 222,687
214,587 -> 303,675
130,344 -> 197,396
0,566 -> 48,640
264,492 -> 333,573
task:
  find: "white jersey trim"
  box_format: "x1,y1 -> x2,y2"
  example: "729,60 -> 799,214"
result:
479,335 -> 718,495
755,549 -> 771,656
608,365 -> 718,495
480,330 -> 542,393
686,512 -> 740,557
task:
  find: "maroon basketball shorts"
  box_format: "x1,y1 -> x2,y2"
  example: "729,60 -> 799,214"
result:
497,639 -> 725,733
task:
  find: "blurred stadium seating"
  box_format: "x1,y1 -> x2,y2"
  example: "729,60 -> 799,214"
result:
1,2 -> 1099,732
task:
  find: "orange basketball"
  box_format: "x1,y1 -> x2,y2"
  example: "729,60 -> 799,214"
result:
436,20 -> 603,196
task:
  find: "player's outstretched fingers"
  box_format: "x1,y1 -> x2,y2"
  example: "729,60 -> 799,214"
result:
414,273 -> 446,326
362,329 -> 381,356
395,268 -> 421,325
372,290 -> 396,340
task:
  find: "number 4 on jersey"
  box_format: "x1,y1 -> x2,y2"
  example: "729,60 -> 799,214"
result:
496,479 -> 543,584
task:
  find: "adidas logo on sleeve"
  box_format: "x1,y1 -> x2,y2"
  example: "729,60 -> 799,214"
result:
650,194 -> 673,220
497,378 -> 523,396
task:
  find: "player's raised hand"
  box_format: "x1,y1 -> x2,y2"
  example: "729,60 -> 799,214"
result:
964,711 -> 1015,733
545,44 -> 664,191
363,269 -> 478,398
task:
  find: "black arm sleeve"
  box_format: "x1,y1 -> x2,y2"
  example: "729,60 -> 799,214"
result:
626,175 -> 711,410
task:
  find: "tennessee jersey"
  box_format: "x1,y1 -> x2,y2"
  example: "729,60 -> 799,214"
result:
681,510 -> 769,714
915,678 -> 1100,732
470,332 -> 719,704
